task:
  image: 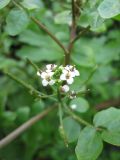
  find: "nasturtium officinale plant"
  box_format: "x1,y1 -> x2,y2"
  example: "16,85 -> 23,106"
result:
0,0 -> 120,160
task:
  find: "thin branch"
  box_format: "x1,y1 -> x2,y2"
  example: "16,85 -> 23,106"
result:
65,0 -> 77,65
0,105 -> 57,149
72,26 -> 90,44
12,0 -> 68,55
26,58 -> 39,71
96,98 -> 120,110
3,71 -> 55,100
3,71 -> 40,97
66,107 -> 92,127
31,17 -> 68,55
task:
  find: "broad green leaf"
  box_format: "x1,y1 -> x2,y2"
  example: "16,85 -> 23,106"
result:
98,0 -> 120,18
93,107 -> 120,132
54,11 -> 72,25
78,0 -> 104,30
6,9 -> 29,36
102,130 -> 120,146
21,0 -> 43,10
0,57 -> 17,69
16,106 -> 30,123
75,127 -> 103,160
0,0 -> 11,9
16,46 -> 63,62
2,111 -> 16,127
70,97 -> 89,113
63,117 -> 81,143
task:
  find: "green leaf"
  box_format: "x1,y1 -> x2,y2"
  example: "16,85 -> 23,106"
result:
75,127 -> 103,160
6,9 -> 29,36
0,0 -> 11,9
0,57 -> 17,69
54,11 -> 71,25
70,97 -> 89,113
93,107 -> 120,132
63,117 -> 81,143
16,106 -> 30,123
16,46 -> 63,62
2,111 -> 16,127
21,0 -> 43,10
102,130 -> 120,146
78,0 -> 104,30
98,0 -> 120,18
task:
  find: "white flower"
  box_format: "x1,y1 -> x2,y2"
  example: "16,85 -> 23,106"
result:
64,65 -> 80,77
46,64 -> 57,72
39,71 -> 55,86
61,85 -> 69,93
70,104 -> 77,110
60,70 -> 74,84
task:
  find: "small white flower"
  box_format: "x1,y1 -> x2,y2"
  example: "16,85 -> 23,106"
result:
70,104 -> 77,110
38,71 -> 55,87
60,70 -> 74,84
61,85 -> 69,93
64,65 -> 80,77
46,64 -> 57,72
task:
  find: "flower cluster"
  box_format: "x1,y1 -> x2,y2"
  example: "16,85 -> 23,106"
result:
37,64 -> 80,93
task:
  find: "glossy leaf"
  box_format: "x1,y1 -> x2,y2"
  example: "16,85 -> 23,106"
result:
21,0 -> 43,10
102,130 -> 120,146
0,0 -> 11,9
75,127 -> 103,160
93,107 -> 120,132
63,117 -> 81,143
6,9 -> 29,36
98,0 -> 120,18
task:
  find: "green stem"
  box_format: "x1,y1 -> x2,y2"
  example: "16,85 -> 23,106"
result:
3,71 -> 46,99
26,58 -> 39,71
66,107 -> 93,127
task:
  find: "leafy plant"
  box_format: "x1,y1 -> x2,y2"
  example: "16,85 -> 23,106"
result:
0,0 -> 120,160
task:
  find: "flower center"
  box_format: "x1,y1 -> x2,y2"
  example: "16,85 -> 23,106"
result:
45,75 -> 51,81
66,72 -> 71,79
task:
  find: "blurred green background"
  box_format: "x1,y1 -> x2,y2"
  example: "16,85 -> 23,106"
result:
0,0 -> 120,160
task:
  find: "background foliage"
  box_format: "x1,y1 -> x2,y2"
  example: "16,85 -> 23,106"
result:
0,0 -> 120,160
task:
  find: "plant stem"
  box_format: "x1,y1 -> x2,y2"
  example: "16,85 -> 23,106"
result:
26,58 -> 39,71
66,107 -> 92,127
65,0 -> 77,65
12,0 -> 68,56
3,70 -> 40,96
0,105 -> 57,149
72,26 -> 90,44
31,17 -> 68,55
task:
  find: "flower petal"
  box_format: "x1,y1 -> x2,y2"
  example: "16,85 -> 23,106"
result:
60,74 -> 66,80
75,69 -> 80,76
42,79 -> 49,86
46,64 -> 52,70
62,69 -> 68,74
41,72 -> 47,79
48,72 -> 54,77
67,77 -> 74,84
49,80 -> 55,85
